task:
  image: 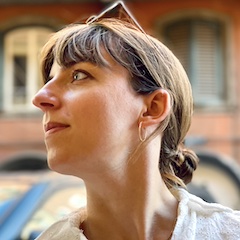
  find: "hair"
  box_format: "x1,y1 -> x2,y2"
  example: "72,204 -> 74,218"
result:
40,18 -> 199,189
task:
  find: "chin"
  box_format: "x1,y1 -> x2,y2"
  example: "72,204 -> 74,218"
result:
47,153 -> 67,173
47,155 -> 79,178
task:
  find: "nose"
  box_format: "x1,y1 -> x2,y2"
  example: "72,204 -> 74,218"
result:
32,83 -> 60,112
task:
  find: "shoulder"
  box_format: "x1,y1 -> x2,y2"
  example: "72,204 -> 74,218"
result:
178,188 -> 240,216
172,188 -> 240,240
36,208 -> 87,240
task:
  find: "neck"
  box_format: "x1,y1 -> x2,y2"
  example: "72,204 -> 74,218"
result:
81,143 -> 178,240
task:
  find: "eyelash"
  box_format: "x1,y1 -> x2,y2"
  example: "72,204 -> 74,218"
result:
72,70 -> 89,82
44,68 -> 92,85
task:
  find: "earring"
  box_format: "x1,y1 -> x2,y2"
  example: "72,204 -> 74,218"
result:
138,121 -> 146,142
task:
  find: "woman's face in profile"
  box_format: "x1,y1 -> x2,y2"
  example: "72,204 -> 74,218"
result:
33,50 -> 143,177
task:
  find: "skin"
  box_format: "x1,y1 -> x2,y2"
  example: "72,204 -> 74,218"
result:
33,51 -> 178,240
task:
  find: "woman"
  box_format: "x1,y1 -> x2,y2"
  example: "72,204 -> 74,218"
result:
33,1 -> 240,239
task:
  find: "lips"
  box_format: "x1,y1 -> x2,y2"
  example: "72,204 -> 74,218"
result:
44,122 -> 70,134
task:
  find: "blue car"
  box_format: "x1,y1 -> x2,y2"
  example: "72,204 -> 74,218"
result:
0,171 -> 86,240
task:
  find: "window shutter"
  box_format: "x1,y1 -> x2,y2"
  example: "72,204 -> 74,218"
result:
165,21 -> 190,75
193,21 -> 223,105
164,20 -> 224,107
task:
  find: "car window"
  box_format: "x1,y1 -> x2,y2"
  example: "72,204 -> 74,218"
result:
21,186 -> 86,239
0,180 -> 32,220
0,181 -> 31,204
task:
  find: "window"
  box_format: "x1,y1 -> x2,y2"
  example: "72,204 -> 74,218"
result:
13,55 -> 27,105
3,27 -> 53,113
164,19 -> 225,107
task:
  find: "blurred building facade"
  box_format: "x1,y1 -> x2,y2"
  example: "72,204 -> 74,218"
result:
0,0 -> 239,208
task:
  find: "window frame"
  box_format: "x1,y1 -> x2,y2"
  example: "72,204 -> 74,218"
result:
3,27 -> 53,113
155,10 -> 234,111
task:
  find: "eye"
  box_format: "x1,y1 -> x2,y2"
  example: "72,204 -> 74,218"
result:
72,70 -> 88,82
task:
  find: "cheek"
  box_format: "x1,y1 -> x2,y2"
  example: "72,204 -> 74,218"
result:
75,92 -> 118,137
72,88 -> 137,145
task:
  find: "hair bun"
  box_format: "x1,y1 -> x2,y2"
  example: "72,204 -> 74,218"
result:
173,149 -> 199,185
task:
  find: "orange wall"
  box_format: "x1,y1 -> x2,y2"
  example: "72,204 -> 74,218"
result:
0,0 -> 239,164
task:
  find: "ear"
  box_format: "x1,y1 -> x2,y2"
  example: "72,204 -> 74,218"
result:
139,89 -> 171,128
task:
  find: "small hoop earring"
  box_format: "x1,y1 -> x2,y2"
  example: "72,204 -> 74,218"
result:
138,121 -> 146,142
